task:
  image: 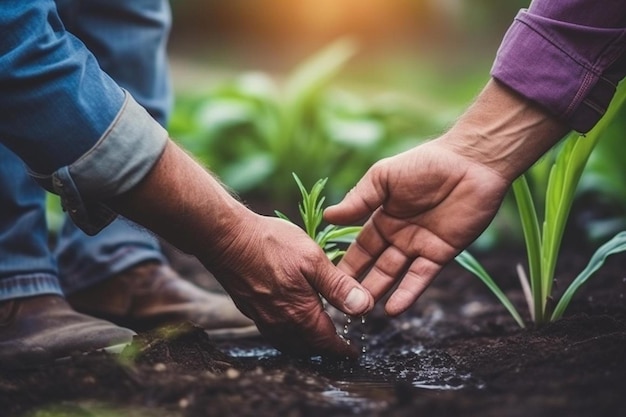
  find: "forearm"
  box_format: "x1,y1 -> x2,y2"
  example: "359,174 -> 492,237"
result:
440,79 -> 569,182
107,140 -> 254,262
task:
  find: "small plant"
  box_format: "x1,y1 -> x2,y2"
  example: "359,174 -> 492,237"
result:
275,173 -> 361,262
456,83 -> 626,327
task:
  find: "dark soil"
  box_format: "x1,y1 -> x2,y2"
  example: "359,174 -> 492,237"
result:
2,244 -> 626,417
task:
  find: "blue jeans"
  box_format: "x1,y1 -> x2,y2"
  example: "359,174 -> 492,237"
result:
0,0 -> 172,301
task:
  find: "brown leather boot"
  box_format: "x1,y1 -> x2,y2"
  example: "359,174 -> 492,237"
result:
67,262 -> 259,338
0,295 -> 135,369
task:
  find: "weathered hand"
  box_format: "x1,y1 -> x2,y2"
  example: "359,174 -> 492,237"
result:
108,141 -> 374,359
323,80 -> 568,316
324,140 -> 510,316
201,214 -> 374,358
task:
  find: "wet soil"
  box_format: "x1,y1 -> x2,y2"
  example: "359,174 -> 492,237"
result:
2,245 -> 626,417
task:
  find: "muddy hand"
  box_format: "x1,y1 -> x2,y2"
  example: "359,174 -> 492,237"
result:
107,142 -> 374,359
324,140 -> 509,316
202,215 -> 374,358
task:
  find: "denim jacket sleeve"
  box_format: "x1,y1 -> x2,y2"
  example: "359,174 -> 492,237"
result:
491,0 -> 626,133
0,0 -> 168,234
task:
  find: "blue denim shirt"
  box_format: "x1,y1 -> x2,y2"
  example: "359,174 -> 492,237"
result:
0,0 -> 168,234
491,0 -> 626,133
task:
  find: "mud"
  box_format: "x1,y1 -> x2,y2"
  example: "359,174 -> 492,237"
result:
2,246 -> 626,417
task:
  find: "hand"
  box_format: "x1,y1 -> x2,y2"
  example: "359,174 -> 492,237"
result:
324,139 -> 510,316
108,141 -> 373,359
323,80 -> 567,316
200,214 -> 374,359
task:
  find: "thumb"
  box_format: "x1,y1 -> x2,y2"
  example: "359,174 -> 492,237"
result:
323,170 -> 386,225
307,261 -> 374,316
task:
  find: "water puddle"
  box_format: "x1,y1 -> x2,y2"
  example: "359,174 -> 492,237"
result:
221,308 -> 483,411
225,341 -> 480,411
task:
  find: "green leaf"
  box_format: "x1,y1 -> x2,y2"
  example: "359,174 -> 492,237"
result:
455,251 -> 525,328
274,210 -> 292,223
512,175 -> 543,322
194,99 -> 255,134
284,38 -> 358,108
221,153 -> 275,193
324,117 -> 385,147
551,231 -> 626,320
316,225 -> 362,248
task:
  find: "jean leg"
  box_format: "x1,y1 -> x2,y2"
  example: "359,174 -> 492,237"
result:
54,0 -> 173,294
0,144 -> 63,301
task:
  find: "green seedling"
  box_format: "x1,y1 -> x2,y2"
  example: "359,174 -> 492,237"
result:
456,82 -> 626,327
275,173 -> 361,262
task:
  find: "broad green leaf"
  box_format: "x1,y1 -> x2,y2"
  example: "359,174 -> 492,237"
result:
551,231 -> 626,320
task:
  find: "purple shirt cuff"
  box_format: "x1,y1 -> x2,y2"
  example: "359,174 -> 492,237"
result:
491,4 -> 626,133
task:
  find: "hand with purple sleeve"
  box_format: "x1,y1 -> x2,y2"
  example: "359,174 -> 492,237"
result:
325,0 -> 626,315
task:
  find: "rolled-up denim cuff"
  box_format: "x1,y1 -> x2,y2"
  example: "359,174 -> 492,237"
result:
0,274 -> 64,301
30,92 -> 168,235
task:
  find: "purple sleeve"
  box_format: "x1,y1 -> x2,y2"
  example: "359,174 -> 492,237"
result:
491,0 -> 626,133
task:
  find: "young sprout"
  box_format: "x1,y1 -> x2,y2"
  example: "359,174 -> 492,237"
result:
275,173 -> 361,262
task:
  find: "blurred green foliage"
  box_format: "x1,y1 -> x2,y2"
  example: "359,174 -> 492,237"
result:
170,39 -> 453,205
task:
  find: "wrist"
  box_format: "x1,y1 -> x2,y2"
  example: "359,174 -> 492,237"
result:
108,139 -> 258,259
441,79 -> 569,182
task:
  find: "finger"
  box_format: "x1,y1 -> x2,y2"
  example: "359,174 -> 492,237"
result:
335,219 -> 388,279
306,258 -> 374,317
259,305 -> 358,359
323,169 -> 385,225
360,245 -> 412,301
384,257 -> 443,316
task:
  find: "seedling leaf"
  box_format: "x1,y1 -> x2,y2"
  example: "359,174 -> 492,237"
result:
551,231 -> 626,320
456,251 -> 526,328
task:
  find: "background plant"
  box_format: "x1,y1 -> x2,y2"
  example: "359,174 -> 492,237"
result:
457,82 -> 626,327
169,38 -> 448,206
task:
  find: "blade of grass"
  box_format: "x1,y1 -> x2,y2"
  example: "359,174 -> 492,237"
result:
455,251 -> 525,328
551,231 -> 626,320
511,175 -> 543,322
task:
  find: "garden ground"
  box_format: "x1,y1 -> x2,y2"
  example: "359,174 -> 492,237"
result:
2,243 -> 625,417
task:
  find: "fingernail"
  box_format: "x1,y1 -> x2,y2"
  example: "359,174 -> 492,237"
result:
344,287 -> 368,314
